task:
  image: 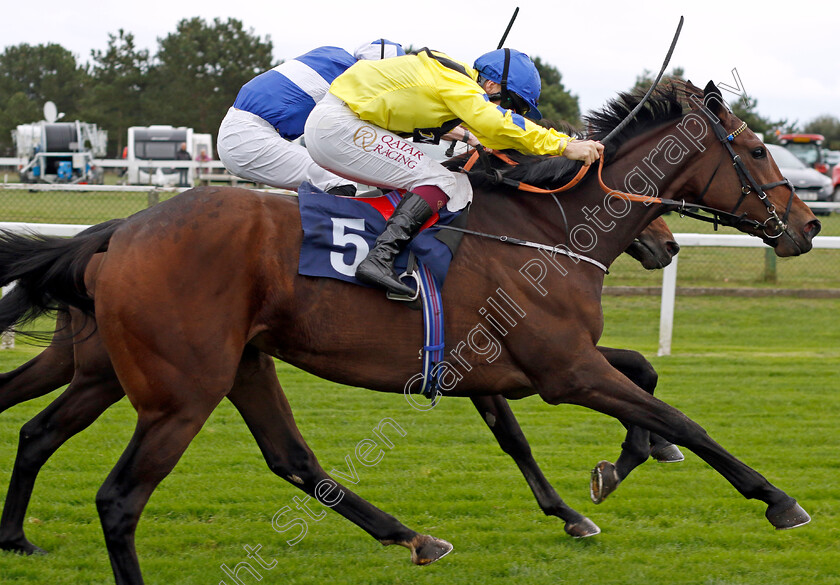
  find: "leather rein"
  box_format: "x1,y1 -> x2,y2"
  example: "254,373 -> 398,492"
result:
456,107 -> 795,239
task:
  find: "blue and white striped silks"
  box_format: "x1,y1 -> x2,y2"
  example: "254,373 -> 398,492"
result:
233,46 -> 356,140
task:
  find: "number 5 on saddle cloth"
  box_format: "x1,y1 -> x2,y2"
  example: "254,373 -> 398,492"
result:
297,183 -> 468,398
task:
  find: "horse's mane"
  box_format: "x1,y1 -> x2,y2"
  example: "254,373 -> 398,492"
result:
443,81 -> 699,190
441,148 -> 584,191
584,82 -> 694,156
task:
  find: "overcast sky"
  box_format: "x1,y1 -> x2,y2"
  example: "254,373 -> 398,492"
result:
5,1 -> 839,126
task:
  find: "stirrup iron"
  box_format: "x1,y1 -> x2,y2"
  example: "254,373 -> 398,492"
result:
385,269 -> 420,302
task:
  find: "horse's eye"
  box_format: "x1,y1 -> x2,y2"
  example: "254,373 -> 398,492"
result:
752,147 -> 766,159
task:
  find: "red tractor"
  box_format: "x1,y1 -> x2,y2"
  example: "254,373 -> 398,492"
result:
779,133 -> 829,175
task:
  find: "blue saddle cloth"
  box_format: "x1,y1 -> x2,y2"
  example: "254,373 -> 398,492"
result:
297,183 -> 462,286
298,182 -> 462,398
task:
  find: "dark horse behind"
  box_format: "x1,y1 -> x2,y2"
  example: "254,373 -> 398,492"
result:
0,81 -> 820,585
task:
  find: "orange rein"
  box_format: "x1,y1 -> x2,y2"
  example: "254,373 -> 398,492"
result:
461,148 -> 663,204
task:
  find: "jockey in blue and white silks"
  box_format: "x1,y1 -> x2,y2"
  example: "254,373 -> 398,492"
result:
217,40 -> 404,193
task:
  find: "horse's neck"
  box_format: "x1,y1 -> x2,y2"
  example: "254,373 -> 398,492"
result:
468,120 -> 714,270
607,123 -> 709,199
591,121 -> 719,259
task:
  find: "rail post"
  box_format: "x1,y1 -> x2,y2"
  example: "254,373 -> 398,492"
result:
657,255 -> 679,357
763,247 -> 777,283
1,284 -> 14,349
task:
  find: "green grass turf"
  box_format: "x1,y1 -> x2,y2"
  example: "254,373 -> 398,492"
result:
0,295 -> 838,584
0,189 -> 178,225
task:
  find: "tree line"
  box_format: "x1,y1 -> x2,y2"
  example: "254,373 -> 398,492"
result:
0,18 -> 273,158
633,68 -> 840,150
0,18 -> 582,159
3,18 -> 837,159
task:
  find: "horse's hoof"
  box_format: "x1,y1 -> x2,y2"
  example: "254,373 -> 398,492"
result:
766,500 -> 811,530
564,517 -> 601,538
650,443 -> 685,463
590,460 -> 620,504
410,534 -> 453,565
0,536 -> 47,556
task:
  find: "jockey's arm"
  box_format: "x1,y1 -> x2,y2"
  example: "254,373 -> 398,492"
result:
436,69 -> 602,163
440,126 -> 482,148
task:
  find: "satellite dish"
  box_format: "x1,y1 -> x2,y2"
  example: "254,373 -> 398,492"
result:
43,101 -> 58,123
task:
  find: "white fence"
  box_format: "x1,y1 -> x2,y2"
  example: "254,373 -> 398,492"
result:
657,233 -> 840,356
0,157 -> 249,187
0,182 -> 292,196
1,222 -> 838,353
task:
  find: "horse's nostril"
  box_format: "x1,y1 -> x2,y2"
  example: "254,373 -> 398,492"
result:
667,241 -> 680,256
804,219 -> 821,241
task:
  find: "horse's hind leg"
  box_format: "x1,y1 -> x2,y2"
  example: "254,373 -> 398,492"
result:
227,347 -> 452,565
0,311 -> 75,414
598,347 -> 683,491
543,352 -> 808,529
469,395 -> 599,538
0,371 -> 122,554
0,321 -> 122,554
90,331 -> 237,585
96,392 -> 224,585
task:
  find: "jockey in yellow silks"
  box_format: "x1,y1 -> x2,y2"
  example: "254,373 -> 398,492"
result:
304,48 -> 603,297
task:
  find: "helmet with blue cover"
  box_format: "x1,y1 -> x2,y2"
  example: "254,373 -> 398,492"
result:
354,39 -> 406,61
473,48 -> 542,120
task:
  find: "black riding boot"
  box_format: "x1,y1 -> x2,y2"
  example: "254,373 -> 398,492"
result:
355,192 -> 434,296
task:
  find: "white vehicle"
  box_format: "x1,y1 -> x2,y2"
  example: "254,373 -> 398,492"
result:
126,126 -> 213,187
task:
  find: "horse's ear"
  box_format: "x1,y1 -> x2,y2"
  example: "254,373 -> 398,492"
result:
702,80 -> 726,118
703,80 -> 722,101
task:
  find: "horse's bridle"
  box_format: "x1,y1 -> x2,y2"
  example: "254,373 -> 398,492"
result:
693,106 -> 796,239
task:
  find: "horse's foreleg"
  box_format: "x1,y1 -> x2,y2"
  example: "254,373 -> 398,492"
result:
469,395 -> 599,537
0,312 -> 75,414
227,348 -> 452,565
598,347 -> 683,484
546,355 -> 809,530
0,372 -> 123,554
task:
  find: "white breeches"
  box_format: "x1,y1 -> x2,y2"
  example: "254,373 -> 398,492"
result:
217,107 -> 350,191
303,94 -> 473,211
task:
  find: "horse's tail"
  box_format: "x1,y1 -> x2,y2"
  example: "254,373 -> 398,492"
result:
0,219 -> 124,333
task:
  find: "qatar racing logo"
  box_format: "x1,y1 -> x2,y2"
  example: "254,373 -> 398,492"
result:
353,126 -> 378,151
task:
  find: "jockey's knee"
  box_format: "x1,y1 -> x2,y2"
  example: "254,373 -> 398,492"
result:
412,185 -> 449,210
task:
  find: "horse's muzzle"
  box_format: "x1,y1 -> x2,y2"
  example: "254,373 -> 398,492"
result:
772,218 -> 821,257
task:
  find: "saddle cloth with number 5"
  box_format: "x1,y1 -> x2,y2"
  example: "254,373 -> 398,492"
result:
297,182 -> 466,287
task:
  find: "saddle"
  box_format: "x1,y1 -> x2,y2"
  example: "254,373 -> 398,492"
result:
297,183 -> 468,291
297,183 -> 469,399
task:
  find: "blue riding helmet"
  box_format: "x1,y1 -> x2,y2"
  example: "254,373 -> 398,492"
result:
354,39 -> 406,61
473,48 -> 542,120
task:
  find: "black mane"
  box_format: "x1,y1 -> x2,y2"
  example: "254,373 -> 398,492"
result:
584,84 -> 688,157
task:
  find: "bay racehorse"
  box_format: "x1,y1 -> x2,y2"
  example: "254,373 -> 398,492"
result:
0,81 -> 820,584
0,220 -> 678,553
